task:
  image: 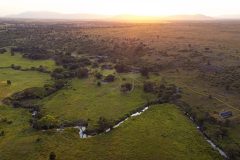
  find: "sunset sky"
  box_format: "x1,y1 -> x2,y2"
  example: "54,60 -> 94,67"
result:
0,0 -> 240,17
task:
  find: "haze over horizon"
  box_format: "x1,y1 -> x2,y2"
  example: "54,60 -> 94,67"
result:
1,0 -> 240,18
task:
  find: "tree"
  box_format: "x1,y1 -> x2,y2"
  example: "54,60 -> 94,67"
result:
11,64 -> 21,70
104,74 -> 115,82
95,72 -> 103,79
7,80 -> 11,85
0,48 -> 6,54
54,80 -> 66,90
140,67 -> 149,77
97,117 -> 111,132
0,130 -> 4,136
10,50 -> 15,56
97,81 -> 102,87
121,83 -> 133,92
115,64 -> 130,73
143,81 -> 155,93
76,68 -> 89,78
35,115 -> 60,129
49,152 -> 56,160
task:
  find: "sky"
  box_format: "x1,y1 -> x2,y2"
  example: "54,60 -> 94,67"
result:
0,0 -> 240,17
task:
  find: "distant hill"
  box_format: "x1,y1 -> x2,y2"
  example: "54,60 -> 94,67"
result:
5,11 -> 214,22
111,15 -> 164,22
112,14 -> 213,22
217,15 -> 240,20
6,11 -> 111,20
166,14 -> 213,21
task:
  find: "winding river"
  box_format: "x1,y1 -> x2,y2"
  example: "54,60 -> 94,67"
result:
73,106 -> 228,159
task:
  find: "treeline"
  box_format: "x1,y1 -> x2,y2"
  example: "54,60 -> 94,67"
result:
11,64 -> 51,73
2,79 -> 68,130
3,80 -> 66,108
11,47 -> 51,60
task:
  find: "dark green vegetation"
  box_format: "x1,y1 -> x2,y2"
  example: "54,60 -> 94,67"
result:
1,19 -> 240,159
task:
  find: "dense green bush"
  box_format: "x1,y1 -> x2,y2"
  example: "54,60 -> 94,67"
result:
121,83 -> 133,92
140,67 -> 149,77
104,74 -> 115,82
76,68 -> 89,78
115,63 -> 130,73
97,117 -> 112,132
143,81 -> 156,93
95,72 -> 103,79
33,115 -> 60,129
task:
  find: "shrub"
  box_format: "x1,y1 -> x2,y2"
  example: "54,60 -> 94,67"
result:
51,68 -> 65,79
0,48 -> 6,54
0,130 -> 5,136
34,115 -> 60,129
23,53 -> 50,60
10,87 -> 46,101
143,81 -> 155,93
104,74 -> 115,82
97,117 -> 112,132
121,83 -> 133,92
115,64 -> 130,73
92,62 -> 99,68
54,80 -> 66,90
97,81 -> 102,87
95,72 -> 103,79
11,64 -> 21,70
140,67 -> 149,77
49,152 -> 56,160
76,68 -> 89,78
7,80 -> 11,85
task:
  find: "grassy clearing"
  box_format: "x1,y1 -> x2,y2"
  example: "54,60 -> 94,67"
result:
0,52 -> 56,70
0,105 -> 40,160
150,69 -> 240,157
0,68 -> 52,100
0,104 -> 222,160
41,76 -> 156,129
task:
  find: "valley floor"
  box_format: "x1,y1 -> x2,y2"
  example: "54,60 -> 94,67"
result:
0,104 -> 222,160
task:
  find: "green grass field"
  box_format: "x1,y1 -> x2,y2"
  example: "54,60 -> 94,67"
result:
0,51 -> 229,160
41,77 -> 156,129
0,104 -> 222,160
0,68 -> 52,100
0,52 -> 56,71
0,105 -> 39,159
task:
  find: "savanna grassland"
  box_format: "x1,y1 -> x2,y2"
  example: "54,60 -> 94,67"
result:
0,19 -> 240,159
0,104 -> 222,160
0,52 -> 56,70
40,77 -> 155,130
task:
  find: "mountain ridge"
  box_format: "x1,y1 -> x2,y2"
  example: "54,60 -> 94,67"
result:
4,11 -> 240,21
